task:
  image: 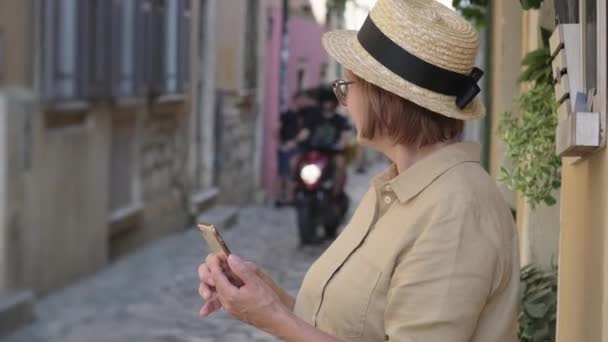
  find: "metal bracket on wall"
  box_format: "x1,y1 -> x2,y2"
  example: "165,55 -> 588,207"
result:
550,24 -> 602,157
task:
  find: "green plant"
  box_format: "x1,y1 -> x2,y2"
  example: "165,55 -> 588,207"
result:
519,264 -> 558,342
498,83 -> 560,208
518,48 -> 552,85
518,29 -> 554,85
498,25 -> 560,209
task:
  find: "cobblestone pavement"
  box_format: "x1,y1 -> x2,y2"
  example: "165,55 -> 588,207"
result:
6,163 -> 386,342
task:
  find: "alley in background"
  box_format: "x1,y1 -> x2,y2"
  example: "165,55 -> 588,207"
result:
5,163 -> 386,342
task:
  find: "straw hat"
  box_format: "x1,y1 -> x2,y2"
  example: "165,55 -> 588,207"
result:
323,0 -> 485,120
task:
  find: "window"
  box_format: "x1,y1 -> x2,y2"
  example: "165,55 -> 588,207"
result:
40,0 -> 191,105
554,0 -> 579,24
583,0 -> 597,94
244,0 -> 260,92
86,0 -> 111,100
146,0 -> 191,97
111,0 -> 141,99
40,0 -> 89,103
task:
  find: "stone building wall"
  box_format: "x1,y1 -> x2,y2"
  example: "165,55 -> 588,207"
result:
215,93 -> 259,205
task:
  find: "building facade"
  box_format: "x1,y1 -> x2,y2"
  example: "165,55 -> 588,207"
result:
489,0 -> 608,340
0,0 -> 266,335
262,0 -> 329,198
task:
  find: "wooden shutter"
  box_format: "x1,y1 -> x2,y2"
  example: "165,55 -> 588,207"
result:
178,0 -> 192,93
135,0 -> 190,98
163,0 -> 180,95
554,0 -> 580,24
40,0 -> 88,103
145,0 -> 165,96
87,0 -> 111,100
243,0 -> 260,92
583,0 -> 597,92
135,0 -> 152,96
110,0 -> 140,99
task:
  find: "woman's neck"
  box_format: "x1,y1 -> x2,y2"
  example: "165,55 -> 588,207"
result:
377,139 -> 454,173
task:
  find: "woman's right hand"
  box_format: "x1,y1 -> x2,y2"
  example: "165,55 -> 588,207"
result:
198,254 -> 295,317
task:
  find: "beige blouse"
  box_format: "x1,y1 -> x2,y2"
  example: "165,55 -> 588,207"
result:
294,142 -> 519,341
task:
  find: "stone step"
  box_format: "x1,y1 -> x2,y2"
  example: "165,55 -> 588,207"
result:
196,205 -> 239,229
190,187 -> 219,213
0,291 -> 34,338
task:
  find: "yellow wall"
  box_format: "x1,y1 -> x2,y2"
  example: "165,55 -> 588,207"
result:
557,154 -> 607,341
489,0 -> 523,210
0,0 -> 32,86
556,0 -> 608,339
214,0 -> 246,91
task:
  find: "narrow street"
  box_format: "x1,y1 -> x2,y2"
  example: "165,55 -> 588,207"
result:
5,163 -> 386,342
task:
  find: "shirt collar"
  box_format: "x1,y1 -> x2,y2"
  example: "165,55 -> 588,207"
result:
372,142 -> 482,203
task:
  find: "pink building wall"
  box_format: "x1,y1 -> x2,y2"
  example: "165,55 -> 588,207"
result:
262,3 -> 329,198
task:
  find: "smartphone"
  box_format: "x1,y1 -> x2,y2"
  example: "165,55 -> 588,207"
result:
197,223 -> 244,287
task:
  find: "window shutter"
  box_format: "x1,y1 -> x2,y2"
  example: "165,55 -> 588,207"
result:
178,0 -> 192,94
554,0 -> 579,24
145,0 -> 166,96
163,0 -> 180,95
243,0 -> 260,92
135,0 -> 151,97
41,0 -> 88,103
136,0 -> 190,98
110,0 -> 140,99
583,0 -> 597,92
87,0 -> 111,100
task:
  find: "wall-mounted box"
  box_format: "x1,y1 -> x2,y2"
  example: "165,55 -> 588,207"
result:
556,111 -> 601,156
550,24 -> 601,157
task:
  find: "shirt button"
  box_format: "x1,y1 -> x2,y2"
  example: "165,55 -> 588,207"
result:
312,314 -> 316,322
384,196 -> 392,204
384,184 -> 392,192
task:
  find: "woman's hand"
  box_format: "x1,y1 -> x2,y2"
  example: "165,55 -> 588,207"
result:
206,254 -> 291,333
198,254 -> 344,342
198,254 -> 295,318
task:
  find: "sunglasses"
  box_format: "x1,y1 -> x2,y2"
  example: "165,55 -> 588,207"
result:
332,80 -> 355,106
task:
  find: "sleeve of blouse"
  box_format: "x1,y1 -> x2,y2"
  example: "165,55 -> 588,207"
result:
384,205 -> 499,342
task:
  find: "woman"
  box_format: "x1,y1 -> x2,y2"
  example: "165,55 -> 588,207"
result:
197,0 -> 519,341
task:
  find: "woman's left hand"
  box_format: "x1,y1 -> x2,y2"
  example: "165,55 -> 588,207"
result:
208,254 -> 291,333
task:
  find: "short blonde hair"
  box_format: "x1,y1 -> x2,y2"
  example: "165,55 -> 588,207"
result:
353,73 -> 464,147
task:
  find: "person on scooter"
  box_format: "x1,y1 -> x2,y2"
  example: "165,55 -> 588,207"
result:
276,91 -> 315,207
299,88 -> 351,201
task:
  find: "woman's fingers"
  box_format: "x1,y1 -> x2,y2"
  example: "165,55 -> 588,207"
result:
199,281 -> 217,301
206,253 -> 226,270
227,255 -> 256,283
198,263 -> 216,287
200,298 -> 222,317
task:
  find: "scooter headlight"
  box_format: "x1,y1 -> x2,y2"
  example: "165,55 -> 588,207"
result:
300,164 -> 322,185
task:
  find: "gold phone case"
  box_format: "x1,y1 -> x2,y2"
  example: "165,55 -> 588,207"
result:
197,223 -> 244,287
197,223 -> 231,256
